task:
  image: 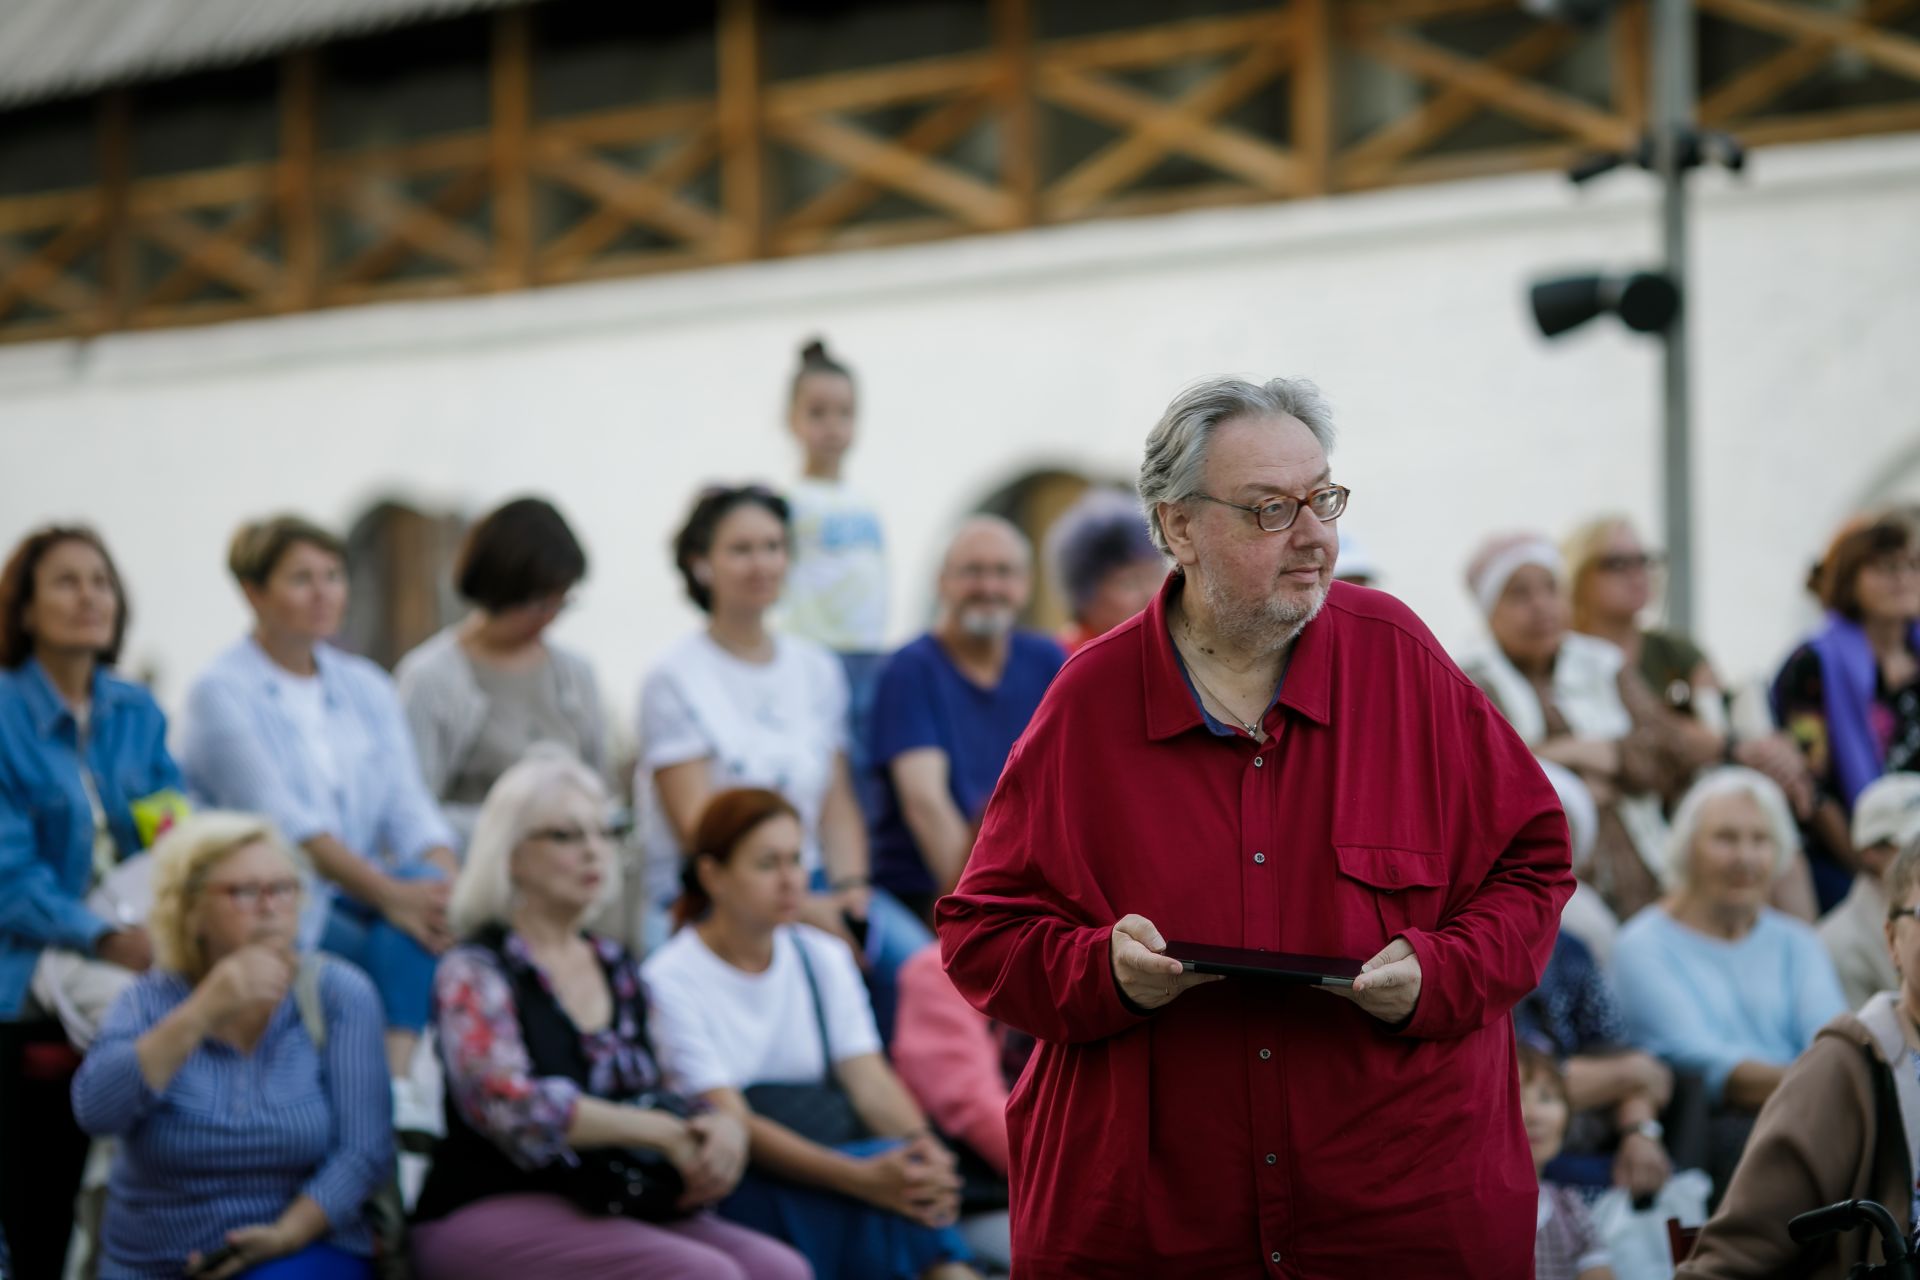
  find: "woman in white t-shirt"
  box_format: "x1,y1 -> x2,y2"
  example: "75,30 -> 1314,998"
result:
643,788 -> 976,1280
636,486 -> 929,984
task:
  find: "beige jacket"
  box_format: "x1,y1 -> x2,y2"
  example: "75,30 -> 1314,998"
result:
1678,992 -> 1918,1279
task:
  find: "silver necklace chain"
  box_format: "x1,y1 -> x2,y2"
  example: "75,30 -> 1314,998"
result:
1176,626 -> 1264,736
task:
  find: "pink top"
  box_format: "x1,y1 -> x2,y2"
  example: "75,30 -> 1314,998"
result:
890,945 -> 1011,1175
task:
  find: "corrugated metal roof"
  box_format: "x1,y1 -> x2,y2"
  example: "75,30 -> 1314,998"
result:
0,0 -> 542,111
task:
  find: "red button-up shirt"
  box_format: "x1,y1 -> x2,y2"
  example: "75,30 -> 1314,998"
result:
937,577 -> 1572,1278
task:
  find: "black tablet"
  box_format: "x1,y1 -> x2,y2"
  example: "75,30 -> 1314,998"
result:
1162,941 -> 1364,988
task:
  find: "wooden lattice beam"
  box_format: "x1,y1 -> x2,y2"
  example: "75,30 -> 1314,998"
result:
1340,24 -> 1577,186
330,169 -> 492,286
1701,0 -> 1920,123
0,216 -> 103,319
139,205 -> 282,305
1040,32 -> 1300,220
1348,25 -> 1634,150
1698,0 -> 1920,81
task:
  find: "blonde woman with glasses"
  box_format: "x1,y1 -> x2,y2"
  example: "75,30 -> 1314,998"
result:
71,812 -> 391,1280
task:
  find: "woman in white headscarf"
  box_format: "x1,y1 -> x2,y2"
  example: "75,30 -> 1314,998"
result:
1462,532 -> 1713,922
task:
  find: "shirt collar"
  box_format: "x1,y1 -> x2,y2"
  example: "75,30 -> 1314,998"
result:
244,636 -> 342,699
1141,572 -> 1335,742
19,655 -> 133,737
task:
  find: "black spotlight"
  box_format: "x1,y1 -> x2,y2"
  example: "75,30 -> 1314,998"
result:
1529,271 -> 1680,338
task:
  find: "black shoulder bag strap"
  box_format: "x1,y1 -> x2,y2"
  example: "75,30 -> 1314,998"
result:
789,926 -> 835,1084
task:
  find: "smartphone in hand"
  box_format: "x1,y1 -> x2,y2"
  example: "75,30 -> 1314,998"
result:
184,1244 -> 238,1278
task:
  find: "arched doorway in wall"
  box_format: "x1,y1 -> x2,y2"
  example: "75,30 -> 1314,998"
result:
338,499 -> 467,670
972,467 -> 1135,632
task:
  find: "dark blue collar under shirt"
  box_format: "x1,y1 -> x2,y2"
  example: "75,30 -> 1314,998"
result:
1170,642 -> 1291,737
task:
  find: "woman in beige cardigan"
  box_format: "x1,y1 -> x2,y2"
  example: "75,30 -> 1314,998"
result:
1678,839 -> 1920,1278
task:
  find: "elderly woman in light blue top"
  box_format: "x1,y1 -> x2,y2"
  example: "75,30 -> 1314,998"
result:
177,516 -> 455,1078
1612,767 -> 1847,1122
72,811 -> 391,1280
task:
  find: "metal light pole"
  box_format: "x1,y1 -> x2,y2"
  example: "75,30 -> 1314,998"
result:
1652,0 -> 1695,634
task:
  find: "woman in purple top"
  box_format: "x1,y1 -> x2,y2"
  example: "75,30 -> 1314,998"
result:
1774,514 -> 1920,912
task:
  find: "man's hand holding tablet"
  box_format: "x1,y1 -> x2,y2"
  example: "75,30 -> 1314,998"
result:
1109,915 -> 1223,1011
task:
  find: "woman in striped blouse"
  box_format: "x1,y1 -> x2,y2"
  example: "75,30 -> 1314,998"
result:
71,812 -> 392,1280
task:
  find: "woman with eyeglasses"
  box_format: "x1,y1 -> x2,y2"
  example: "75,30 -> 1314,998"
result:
634,484 -> 929,972
1463,532 -> 1712,923
395,497 -> 607,850
1566,516 -> 1817,918
1774,514 -> 1920,913
410,753 -> 808,1280
71,811 -> 392,1280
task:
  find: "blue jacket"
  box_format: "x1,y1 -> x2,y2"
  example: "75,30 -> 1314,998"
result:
0,658 -> 183,1017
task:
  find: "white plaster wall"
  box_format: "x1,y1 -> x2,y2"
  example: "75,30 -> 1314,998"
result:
2,132 -> 1917,726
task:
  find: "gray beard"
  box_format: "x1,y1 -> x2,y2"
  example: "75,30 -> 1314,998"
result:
1197,570 -> 1327,653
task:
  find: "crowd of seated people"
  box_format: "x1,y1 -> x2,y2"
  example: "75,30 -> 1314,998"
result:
3,340 -> 1918,1276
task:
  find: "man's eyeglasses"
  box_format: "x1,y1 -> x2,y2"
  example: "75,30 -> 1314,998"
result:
1192,485 -> 1349,534
205,879 -> 302,909
1595,551 -> 1666,574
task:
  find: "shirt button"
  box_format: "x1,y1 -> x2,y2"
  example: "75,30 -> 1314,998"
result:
1265,1153 -> 1277,1165
1271,1251 -> 1284,1264
1253,756 -> 1264,768
1253,852 -> 1265,865
1259,1048 -> 1271,1060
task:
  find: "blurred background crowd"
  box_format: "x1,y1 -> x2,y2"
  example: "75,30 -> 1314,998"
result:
3,0 -> 1919,1277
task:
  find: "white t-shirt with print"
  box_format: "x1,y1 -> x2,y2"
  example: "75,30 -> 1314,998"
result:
634,631 -> 849,908
642,924 -> 881,1097
781,477 -> 889,653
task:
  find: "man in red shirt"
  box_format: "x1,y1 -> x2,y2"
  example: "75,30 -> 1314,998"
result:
937,376 -> 1572,1278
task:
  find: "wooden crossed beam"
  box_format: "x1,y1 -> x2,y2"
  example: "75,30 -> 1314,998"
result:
535,125 -> 723,270
0,214 -> 103,321
775,92 -> 994,250
1701,0 -> 1920,124
1038,32 -> 1302,220
138,203 -> 282,308
330,168 -> 493,288
1344,21 -> 1634,154
1699,0 -> 1920,84
769,109 -> 1018,232
1340,24 -> 1578,185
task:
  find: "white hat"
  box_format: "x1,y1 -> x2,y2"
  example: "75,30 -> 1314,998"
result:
1851,772 -> 1920,850
1335,530 -> 1380,584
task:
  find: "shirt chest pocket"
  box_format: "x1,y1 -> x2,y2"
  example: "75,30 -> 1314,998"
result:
1333,844 -> 1450,941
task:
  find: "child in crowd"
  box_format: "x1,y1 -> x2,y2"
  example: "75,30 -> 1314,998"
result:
778,339 -> 891,803
1522,1042 -> 1616,1280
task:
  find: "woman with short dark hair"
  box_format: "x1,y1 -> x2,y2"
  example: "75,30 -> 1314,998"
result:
177,514 -> 457,1078
395,497 -> 605,847
0,525 -> 184,1048
636,486 -> 930,981
1774,513 -> 1920,911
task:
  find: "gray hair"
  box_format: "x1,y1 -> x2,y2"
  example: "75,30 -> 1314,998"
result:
1137,376 -> 1337,554
1888,835 -> 1920,918
451,748 -> 618,938
1659,766 -> 1801,893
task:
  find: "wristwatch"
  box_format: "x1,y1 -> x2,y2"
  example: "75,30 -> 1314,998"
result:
1629,1119 -> 1665,1143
